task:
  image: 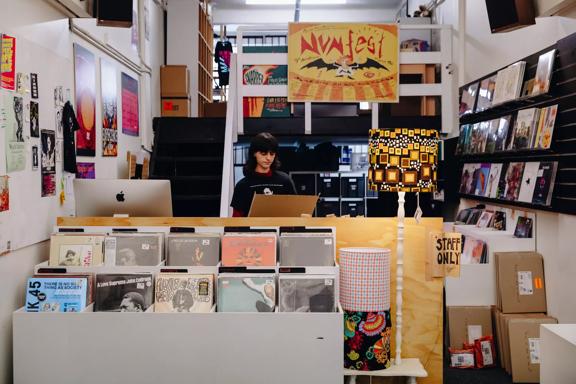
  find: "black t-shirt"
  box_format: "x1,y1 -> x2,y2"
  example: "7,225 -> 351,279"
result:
215,41 -> 232,87
231,171 -> 296,215
62,101 -> 80,174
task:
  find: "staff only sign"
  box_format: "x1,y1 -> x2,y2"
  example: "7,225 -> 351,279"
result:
427,232 -> 461,279
287,23 -> 399,103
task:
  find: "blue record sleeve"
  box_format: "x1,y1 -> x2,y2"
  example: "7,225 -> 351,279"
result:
25,277 -> 88,312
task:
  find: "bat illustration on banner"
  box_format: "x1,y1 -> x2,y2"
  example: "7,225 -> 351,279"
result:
301,57 -> 387,79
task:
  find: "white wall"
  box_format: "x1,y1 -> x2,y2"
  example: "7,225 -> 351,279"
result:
439,0 -> 576,322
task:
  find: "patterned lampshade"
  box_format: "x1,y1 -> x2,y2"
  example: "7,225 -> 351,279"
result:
368,128 -> 439,192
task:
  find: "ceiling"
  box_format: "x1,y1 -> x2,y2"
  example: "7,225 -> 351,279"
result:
211,0 -> 405,9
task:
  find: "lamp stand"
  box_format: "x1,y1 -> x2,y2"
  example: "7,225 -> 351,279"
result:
395,191 -> 405,366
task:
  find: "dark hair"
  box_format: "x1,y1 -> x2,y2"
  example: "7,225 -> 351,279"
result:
122,292 -> 145,310
243,132 -> 281,176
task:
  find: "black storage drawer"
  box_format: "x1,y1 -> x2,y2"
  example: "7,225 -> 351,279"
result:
292,173 -> 316,195
341,201 -> 365,217
317,176 -> 340,197
341,177 -> 365,198
316,200 -> 340,217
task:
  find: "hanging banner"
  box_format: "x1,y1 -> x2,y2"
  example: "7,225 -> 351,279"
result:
1,34 -> 16,90
121,72 -> 139,137
73,43 -> 96,156
287,23 -> 399,103
101,59 -> 118,156
427,232 -> 461,279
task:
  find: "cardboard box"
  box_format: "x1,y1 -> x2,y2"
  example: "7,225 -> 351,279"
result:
495,252 -> 547,313
509,316 -> 557,383
203,102 -> 227,117
160,65 -> 189,97
447,306 -> 493,349
161,98 -> 190,117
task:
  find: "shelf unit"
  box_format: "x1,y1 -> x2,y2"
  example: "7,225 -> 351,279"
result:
198,0 -> 213,117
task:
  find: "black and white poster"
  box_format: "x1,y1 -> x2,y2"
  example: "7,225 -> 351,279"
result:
32,145 -> 38,170
30,101 -> 39,137
40,129 -> 56,174
30,73 -> 38,99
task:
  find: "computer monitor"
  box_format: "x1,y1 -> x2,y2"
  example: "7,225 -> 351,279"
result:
74,179 -> 173,217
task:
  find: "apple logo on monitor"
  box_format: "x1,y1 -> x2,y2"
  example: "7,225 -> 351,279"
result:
116,191 -> 125,202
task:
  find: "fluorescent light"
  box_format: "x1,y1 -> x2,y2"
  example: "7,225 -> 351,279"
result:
246,0 -> 346,5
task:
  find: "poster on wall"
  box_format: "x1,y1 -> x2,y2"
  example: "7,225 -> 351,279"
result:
1,34 -> 16,90
101,59 -> 118,156
287,23 -> 399,102
121,72 -> 139,137
3,93 -> 26,172
243,97 -> 290,117
0,175 -> 8,212
242,65 -> 288,85
30,73 -> 38,99
40,129 -> 56,174
41,174 -> 56,197
76,162 -> 95,179
30,100 -> 39,137
73,43 -> 96,156
32,145 -> 38,170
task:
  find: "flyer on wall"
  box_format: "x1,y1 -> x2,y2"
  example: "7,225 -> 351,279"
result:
76,162 -> 95,179
121,72 -> 139,136
73,43 -> 96,156
101,59 -> 118,156
41,173 -> 56,197
40,129 -> 56,175
3,92 -> 26,172
1,34 -> 16,90
0,175 -> 8,212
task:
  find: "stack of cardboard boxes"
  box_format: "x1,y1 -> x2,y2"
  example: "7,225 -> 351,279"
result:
160,65 -> 190,117
494,251 -> 556,383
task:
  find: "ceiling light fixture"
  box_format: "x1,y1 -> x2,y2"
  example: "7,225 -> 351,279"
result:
246,0 -> 346,5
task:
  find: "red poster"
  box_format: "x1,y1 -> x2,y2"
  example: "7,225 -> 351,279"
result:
1,34 -> 16,90
74,43 -> 96,156
121,72 -> 139,136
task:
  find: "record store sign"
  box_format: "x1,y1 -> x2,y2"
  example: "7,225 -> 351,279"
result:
288,23 -> 399,103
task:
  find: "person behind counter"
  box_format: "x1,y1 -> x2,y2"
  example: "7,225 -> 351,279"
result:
231,132 -> 296,217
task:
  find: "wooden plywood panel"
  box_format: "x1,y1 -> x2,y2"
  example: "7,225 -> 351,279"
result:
57,216 -> 443,383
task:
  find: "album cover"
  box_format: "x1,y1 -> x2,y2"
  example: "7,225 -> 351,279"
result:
460,163 -> 480,195
475,163 -> 492,196
25,277 -> 88,312
485,163 -> 503,198
531,49 -> 556,96
532,161 -> 558,206
493,61 -> 525,105
461,237 -> 487,264
465,209 -> 483,225
510,108 -> 538,150
108,233 -> 164,266
477,121 -> 491,153
476,211 -> 494,228
48,234 -> 105,267
503,162 -> 526,201
34,273 -> 95,304
517,162 -> 541,203
166,233 -> 220,266
514,217 -> 533,238
496,163 -> 510,200
533,105 -> 558,149
95,273 -> 154,312
494,115 -> 513,151
459,82 -> 479,116
217,274 -> 276,312
493,211 -> 506,231
278,275 -> 336,312
469,123 -> 485,154
221,233 -> 277,267
455,124 -> 472,155
279,232 -> 335,266
475,74 -> 497,112
455,208 -> 472,224
483,120 -> 499,154
154,273 -> 213,313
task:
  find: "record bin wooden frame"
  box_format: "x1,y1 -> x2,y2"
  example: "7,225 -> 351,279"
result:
13,217 -> 443,384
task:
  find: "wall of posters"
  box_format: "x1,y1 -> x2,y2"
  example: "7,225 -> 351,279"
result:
121,72 -> 139,136
3,93 -> 26,172
101,59 -> 118,156
1,34 -> 16,90
76,162 -> 95,179
73,43 -> 96,156
287,23 -> 399,102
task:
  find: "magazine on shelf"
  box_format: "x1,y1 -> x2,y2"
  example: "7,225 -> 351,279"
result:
510,108 -> 538,150
531,49 -> 556,96
456,124 -> 472,155
95,273 -> 154,312
217,273 -> 276,312
533,105 -> 558,149
493,211 -> 506,231
494,115 -> 513,152
48,234 -> 105,267
476,211 -> 494,228
475,74 -> 497,112
25,277 -> 89,312
154,273 -> 213,313
503,162 -> 526,201
107,233 -> 164,266
459,82 -> 479,116
514,217 -> 533,238
166,233 -> 220,266
517,162 -> 541,203
475,163 -> 492,196
532,161 -> 558,206
485,163 -> 503,198
278,274 -> 336,312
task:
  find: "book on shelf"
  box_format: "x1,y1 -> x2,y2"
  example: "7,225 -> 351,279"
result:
533,104 -> 558,149
531,49 -> 556,96
221,232 -> 277,267
166,233 -> 220,266
25,277 -> 89,312
475,163 -> 492,196
48,234 -> 105,267
217,274 -> 276,312
459,82 -> 479,116
493,211 -> 506,231
502,162 -> 526,201
278,274 -> 336,312
95,273 -> 154,312
514,216 -> 533,238
532,161 -> 558,206
106,233 -> 164,266
154,273 -> 213,313
476,211 -> 494,228
510,108 -> 538,150
517,162 -> 541,203
485,163 -> 503,198
475,74 -> 497,112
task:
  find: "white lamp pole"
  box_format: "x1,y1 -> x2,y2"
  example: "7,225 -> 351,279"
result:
395,191 -> 405,366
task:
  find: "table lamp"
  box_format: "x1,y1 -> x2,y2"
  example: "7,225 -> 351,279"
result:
367,127 -> 438,365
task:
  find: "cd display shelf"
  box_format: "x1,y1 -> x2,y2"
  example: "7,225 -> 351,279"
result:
456,31 -> 576,215
14,217 -> 444,384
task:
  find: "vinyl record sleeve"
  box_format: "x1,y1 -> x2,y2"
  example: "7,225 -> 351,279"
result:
154,273 -> 213,313
278,274 -> 335,312
48,234 -> 105,267
217,273 -> 276,312
166,233 -> 220,266
95,273 -> 154,312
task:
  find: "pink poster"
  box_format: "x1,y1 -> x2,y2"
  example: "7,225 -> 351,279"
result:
76,162 -> 95,179
74,43 -> 96,156
121,72 -> 139,136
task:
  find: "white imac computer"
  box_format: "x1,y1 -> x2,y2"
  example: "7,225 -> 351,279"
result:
74,179 -> 173,217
